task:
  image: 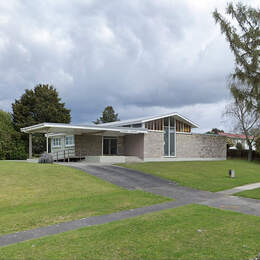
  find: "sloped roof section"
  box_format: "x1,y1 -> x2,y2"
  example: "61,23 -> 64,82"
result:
219,132 -> 253,140
97,112 -> 199,128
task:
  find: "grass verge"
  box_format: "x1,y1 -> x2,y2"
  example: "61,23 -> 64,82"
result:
0,161 -> 170,235
118,160 -> 260,192
1,204 -> 260,259
235,188 -> 260,200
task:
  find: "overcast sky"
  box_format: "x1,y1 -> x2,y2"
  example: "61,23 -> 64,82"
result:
0,0 -> 258,132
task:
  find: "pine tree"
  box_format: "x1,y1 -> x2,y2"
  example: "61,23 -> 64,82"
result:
12,84 -> 71,154
94,106 -> 119,124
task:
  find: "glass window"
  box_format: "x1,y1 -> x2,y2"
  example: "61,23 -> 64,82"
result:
65,136 -> 74,146
164,117 -> 176,157
170,117 -> 175,127
132,123 -> 142,128
164,127 -> 169,156
164,117 -> 168,127
170,128 -> 175,156
52,138 -> 61,147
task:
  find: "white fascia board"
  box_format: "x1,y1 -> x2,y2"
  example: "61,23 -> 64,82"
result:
99,112 -> 199,128
21,123 -> 148,134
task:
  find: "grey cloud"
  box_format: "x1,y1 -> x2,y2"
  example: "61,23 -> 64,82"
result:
0,0 -> 257,131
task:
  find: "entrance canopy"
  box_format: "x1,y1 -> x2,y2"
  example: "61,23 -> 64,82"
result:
21,122 -> 148,136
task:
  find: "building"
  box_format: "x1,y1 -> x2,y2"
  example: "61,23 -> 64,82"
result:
21,112 -> 227,163
218,132 -> 256,151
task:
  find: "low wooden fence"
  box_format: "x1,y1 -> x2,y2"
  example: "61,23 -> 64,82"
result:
227,149 -> 260,160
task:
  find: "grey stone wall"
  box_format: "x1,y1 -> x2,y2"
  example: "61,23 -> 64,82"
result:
176,133 -> 226,159
124,134 -> 144,159
117,136 -> 124,155
143,131 -> 164,158
75,134 -> 102,156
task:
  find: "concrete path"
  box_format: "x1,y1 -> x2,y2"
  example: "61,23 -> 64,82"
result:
200,196 -> 260,216
0,200 -> 189,247
217,182 -> 260,195
1,163 -> 260,248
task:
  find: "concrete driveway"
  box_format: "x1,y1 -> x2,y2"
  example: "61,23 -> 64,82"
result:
68,162 -> 260,217
69,163 -> 226,203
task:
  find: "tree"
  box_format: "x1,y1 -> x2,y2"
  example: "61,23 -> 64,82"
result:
236,142 -> 244,151
213,2 -> 260,102
227,137 -> 235,149
214,2 -> 260,161
256,136 -> 260,154
12,84 -> 71,154
93,106 -> 119,124
224,90 -> 260,161
206,128 -> 224,134
0,110 -> 27,160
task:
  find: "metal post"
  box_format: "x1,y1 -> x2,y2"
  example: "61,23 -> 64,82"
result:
46,133 -> 49,153
68,150 -> 70,162
168,117 -> 170,156
101,136 -> 104,156
64,150 -> 65,162
29,133 -> 32,159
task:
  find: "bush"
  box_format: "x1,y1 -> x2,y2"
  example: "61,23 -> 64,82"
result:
38,153 -> 53,164
236,142 -> 243,151
0,110 -> 27,160
256,136 -> 260,154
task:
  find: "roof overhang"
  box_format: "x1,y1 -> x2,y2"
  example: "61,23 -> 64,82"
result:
21,123 -> 148,135
98,112 -> 199,128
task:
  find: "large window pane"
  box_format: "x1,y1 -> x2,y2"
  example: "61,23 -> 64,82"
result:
170,128 -> 175,156
164,127 -> 169,156
170,117 -> 175,127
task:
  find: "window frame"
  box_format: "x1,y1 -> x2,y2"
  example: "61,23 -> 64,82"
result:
65,135 -> 75,147
52,137 -> 61,148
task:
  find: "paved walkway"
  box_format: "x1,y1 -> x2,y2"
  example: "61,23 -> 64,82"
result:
1,163 -> 260,247
217,182 -> 260,195
0,200 -> 188,247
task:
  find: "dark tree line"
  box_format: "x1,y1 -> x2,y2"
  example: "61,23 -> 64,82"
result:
0,84 -> 71,158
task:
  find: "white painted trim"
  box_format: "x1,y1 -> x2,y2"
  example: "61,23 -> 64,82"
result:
21,123 -> 148,134
98,112 -> 199,128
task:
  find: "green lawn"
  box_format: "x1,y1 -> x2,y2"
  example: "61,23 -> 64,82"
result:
118,160 -> 260,192
0,161 -> 169,235
235,188 -> 260,200
1,204 -> 260,260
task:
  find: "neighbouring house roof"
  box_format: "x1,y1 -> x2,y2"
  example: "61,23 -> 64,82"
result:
97,112 -> 199,128
219,132 -> 253,140
21,122 -> 148,135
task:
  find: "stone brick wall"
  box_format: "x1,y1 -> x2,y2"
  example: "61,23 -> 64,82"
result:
143,131 -> 164,158
124,134 -> 144,159
117,136 -> 124,155
75,134 -> 102,156
176,133 -> 226,159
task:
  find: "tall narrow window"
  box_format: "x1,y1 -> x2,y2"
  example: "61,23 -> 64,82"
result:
164,117 -> 176,156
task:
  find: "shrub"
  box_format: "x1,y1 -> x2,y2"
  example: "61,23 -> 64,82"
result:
38,153 -> 53,164
0,110 -> 27,160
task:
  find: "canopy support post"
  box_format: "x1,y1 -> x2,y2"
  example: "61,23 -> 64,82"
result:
29,133 -> 32,159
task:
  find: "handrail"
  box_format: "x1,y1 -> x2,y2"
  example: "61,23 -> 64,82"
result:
50,148 -> 87,162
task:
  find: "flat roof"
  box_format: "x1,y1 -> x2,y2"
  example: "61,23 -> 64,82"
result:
21,123 -> 148,135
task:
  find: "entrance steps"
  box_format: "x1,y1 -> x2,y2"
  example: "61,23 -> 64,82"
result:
84,156 -> 143,164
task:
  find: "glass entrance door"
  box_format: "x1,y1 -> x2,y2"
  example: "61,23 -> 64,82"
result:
103,137 -> 117,155
164,117 -> 176,157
